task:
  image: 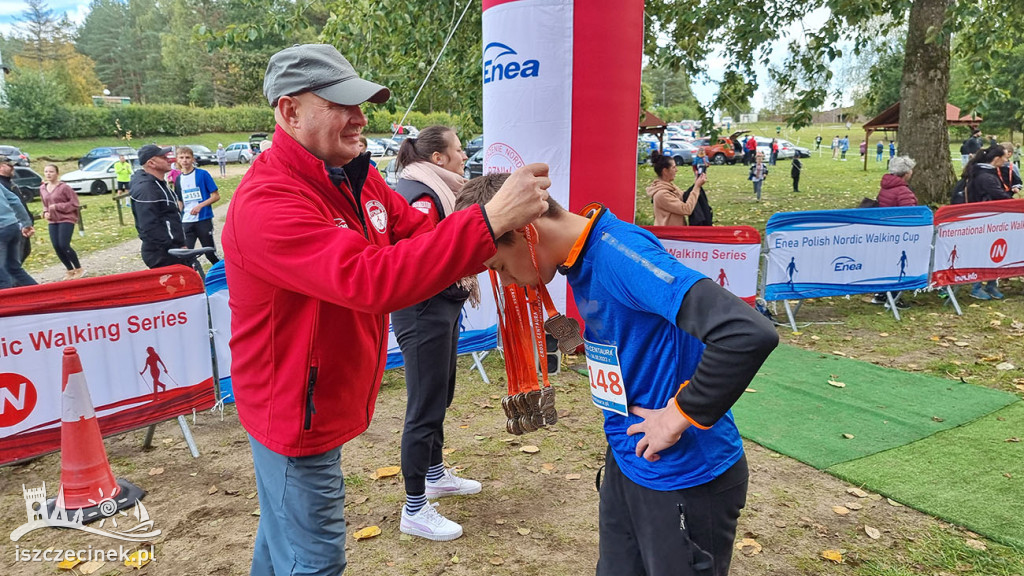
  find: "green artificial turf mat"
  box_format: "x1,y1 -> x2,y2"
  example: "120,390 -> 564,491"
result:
828,402 -> 1024,549
732,345 -> 1018,469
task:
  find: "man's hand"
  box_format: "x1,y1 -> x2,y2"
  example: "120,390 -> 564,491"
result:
627,403 -> 692,462
482,163 -> 552,237
190,206 -> 201,216
21,226 -> 34,238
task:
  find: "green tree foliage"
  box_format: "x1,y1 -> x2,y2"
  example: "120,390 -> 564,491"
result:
3,70 -> 70,138
861,43 -> 905,118
76,0 -> 164,103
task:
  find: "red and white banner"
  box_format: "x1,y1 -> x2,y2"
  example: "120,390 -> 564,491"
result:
931,199 -> 1024,287
644,226 -> 762,305
0,267 -> 215,465
482,0 -> 643,319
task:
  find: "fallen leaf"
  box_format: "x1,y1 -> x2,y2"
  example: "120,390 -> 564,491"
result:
990,320 -> 1002,327
247,491 -> 257,499
124,550 -> 151,569
495,519 -> 506,525
57,558 -> 81,570
954,341 -> 969,347
520,445 -> 540,454
350,495 -> 369,505
148,467 -> 164,476
474,435 -> 489,441
565,473 -> 581,480
374,466 -> 400,479
810,335 -> 820,340
996,362 -> 1016,371
734,538 -> 762,555
965,538 -> 987,551
832,505 -> 850,516
399,534 -> 413,542
489,557 -> 505,565
842,433 -> 855,439
1006,438 -> 1021,443
932,416 -> 945,422
773,520 -> 787,528
450,553 -> 459,564
252,508 -> 260,516
828,380 -> 846,388
864,525 -> 881,540
879,332 -> 890,337
225,488 -> 239,496
459,424 -> 469,429
517,527 -> 531,536
846,487 -> 869,498
542,463 -> 555,471
442,448 -> 455,455
929,335 -> 941,341
821,549 -> 843,563
745,388 -> 757,393
832,351 -> 847,357
208,485 -> 218,495
353,526 -> 381,541
845,502 -> 863,510
1005,473 -> 1013,479
887,498 -> 903,507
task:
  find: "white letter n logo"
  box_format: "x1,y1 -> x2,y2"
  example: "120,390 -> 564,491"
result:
0,381 -> 27,413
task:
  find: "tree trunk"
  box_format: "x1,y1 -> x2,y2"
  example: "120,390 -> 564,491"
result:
898,0 -> 954,205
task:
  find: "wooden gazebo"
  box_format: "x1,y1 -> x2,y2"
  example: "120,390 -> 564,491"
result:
639,110 -> 668,152
861,103 -> 982,170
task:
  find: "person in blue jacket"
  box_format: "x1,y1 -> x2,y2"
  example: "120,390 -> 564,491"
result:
456,173 -> 778,576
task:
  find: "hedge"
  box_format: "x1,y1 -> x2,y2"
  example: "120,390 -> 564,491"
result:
0,104 -> 276,140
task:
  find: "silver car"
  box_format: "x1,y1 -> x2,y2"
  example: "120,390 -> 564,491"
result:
224,142 -> 253,164
663,140 -> 697,166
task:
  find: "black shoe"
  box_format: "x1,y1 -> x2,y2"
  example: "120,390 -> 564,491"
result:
886,299 -> 911,310
870,294 -> 887,305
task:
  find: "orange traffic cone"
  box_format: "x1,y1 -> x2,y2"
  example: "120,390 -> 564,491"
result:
49,347 -> 145,524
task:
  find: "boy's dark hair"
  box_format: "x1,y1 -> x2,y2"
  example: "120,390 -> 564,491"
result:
456,173 -> 564,244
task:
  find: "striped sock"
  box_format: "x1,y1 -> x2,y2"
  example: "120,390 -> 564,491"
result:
405,493 -> 427,516
426,463 -> 445,484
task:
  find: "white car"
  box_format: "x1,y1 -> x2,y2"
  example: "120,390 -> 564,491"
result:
365,139 -> 385,156
224,142 -> 253,163
61,158 -> 139,195
752,136 -> 796,160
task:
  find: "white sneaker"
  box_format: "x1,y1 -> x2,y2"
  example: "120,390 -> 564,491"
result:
400,503 -> 463,541
425,468 -> 482,499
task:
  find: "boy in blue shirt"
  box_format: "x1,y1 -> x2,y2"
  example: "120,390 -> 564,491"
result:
172,146 -> 220,264
456,174 -> 778,576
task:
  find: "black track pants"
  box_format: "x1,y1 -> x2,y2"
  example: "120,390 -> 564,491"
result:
597,448 -> 748,576
392,293 -> 466,494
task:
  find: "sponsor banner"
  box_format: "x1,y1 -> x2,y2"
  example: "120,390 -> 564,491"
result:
204,261 -> 233,403
643,226 -> 761,304
764,207 -> 933,300
483,0 -> 574,313
931,199 -> 1024,286
0,267 -> 215,465
386,271 -> 498,369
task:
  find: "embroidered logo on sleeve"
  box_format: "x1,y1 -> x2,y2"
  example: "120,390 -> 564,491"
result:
365,200 -> 388,233
412,200 -> 432,215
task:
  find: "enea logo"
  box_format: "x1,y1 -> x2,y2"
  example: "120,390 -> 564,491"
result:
0,372 -> 37,428
831,256 -> 863,272
483,42 -> 540,85
990,238 -> 1008,263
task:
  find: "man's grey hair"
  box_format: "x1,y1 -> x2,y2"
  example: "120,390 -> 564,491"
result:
888,156 -> 916,176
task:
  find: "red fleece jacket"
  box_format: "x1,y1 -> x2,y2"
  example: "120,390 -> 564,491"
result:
222,129 -> 495,457
877,173 -> 917,207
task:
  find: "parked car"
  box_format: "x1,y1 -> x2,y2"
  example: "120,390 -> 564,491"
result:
62,157 -> 139,195
224,142 -> 253,164
182,144 -> 218,166
10,166 -> 43,202
692,136 -> 737,165
249,133 -> 270,155
464,149 -> 483,179
0,145 -> 30,166
465,135 -> 484,157
378,138 -> 400,156
365,138 -> 385,156
78,146 -> 135,169
381,160 -> 400,188
662,140 -> 697,166
752,136 -> 796,160
784,140 -> 811,158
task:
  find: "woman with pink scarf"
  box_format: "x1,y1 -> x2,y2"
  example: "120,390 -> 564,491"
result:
391,126 -> 481,542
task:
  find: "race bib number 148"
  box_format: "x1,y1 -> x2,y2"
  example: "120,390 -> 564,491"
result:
584,340 -> 628,416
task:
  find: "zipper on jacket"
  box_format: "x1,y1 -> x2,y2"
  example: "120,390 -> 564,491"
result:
304,365 -> 319,431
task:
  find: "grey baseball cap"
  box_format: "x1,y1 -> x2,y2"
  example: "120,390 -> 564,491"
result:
264,44 -> 390,107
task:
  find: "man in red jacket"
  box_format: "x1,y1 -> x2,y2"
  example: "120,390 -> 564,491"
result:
222,44 -> 551,576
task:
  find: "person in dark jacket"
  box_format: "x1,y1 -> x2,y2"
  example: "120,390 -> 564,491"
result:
790,156 -> 802,192
455,173 -> 779,576
996,142 -> 1022,196
391,125 -> 480,542
966,145 -> 1012,300
130,145 -> 188,269
871,156 -> 917,308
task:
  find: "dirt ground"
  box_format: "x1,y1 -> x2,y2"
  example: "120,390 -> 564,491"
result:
1,188 -> 1017,575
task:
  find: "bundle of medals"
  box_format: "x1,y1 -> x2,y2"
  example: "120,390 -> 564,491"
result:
489,225 -> 584,435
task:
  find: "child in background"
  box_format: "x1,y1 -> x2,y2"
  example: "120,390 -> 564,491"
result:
749,152 -> 768,201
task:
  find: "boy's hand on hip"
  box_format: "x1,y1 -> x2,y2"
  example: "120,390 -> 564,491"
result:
627,403 -> 692,462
